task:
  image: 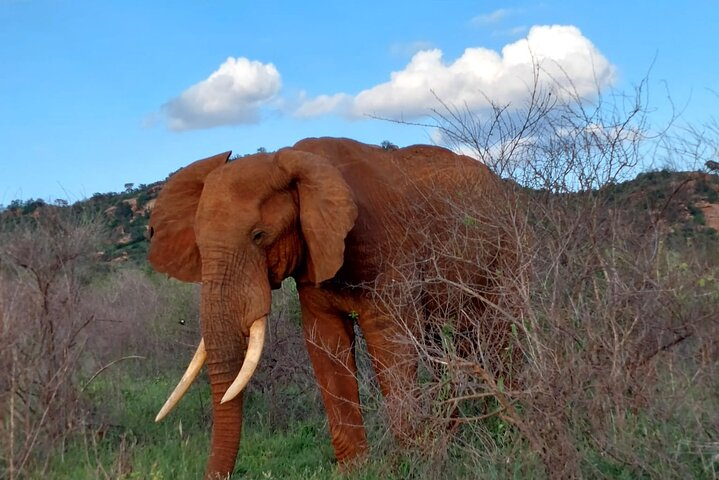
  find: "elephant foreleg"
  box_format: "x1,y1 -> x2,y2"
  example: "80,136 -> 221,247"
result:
299,287 -> 368,464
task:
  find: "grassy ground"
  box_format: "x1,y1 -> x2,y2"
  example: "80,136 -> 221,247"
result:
39,375 -> 333,480
36,373 -> 539,479
38,374 -> 423,480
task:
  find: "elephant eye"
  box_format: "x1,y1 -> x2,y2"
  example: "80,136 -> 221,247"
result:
251,229 -> 265,244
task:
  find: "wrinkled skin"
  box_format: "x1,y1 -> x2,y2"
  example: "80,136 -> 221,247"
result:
148,138 -> 501,478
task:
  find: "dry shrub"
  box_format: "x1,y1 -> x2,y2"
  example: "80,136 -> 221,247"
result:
518,192 -> 718,478
370,70 -> 719,478
0,209 -> 106,478
0,208 -> 205,478
77,267 -> 204,434
249,279 -> 322,430
84,268 -> 201,376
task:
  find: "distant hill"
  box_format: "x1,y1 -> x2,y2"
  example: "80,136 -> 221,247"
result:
2,169 -> 718,265
1,181 -> 164,264
604,170 -> 719,242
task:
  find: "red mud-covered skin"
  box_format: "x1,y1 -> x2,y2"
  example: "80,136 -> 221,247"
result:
148,137 -> 502,478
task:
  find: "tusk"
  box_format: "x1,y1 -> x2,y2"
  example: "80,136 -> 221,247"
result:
155,339 -> 206,422
221,316 -> 267,404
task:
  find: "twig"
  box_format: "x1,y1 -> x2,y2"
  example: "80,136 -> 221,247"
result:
81,356 -> 146,392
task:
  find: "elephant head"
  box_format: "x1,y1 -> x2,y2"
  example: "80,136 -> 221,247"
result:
148,148 -> 358,478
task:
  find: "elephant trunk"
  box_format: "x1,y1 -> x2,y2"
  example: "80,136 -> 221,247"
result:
200,252 -> 271,479
206,369 -> 244,479
202,280 -> 245,479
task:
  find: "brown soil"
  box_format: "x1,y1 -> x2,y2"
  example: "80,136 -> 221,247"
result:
699,201 -> 719,231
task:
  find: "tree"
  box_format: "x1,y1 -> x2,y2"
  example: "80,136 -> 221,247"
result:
114,201 -> 133,221
381,140 -> 398,151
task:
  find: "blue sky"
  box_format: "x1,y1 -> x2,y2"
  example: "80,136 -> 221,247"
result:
1,0 -> 717,203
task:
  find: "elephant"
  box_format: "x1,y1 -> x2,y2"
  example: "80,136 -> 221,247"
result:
147,137 -> 510,478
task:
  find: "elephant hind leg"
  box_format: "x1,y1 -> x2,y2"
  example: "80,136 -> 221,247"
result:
357,309 -> 420,445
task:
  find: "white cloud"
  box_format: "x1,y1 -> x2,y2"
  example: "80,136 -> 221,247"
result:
294,93 -> 351,118
163,57 -> 281,131
471,8 -> 512,26
297,25 -> 616,120
159,26 -> 617,131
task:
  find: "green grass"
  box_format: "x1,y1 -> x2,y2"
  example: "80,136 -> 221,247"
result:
26,360 -> 719,479
235,422 -> 335,479
43,376 -> 210,479
39,375 -> 355,479
34,374 -> 510,479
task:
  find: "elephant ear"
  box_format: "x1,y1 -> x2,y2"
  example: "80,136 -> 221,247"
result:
148,151 -> 231,282
276,149 -> 358,285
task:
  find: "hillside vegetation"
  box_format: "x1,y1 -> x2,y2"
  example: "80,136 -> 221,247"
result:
3,165 -> 718,266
